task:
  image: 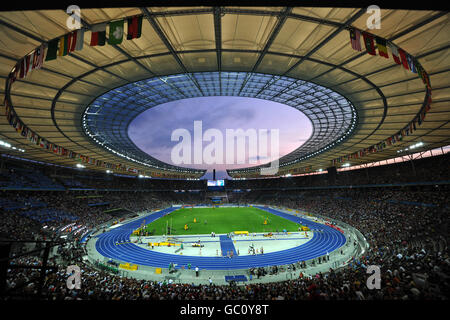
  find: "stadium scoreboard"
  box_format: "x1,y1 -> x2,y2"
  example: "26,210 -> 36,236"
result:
207,180 -> 225,187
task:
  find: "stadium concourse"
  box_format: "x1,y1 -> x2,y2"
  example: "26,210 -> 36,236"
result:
0,4 -> 449,302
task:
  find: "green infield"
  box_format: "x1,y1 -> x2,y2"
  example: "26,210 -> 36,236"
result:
137,207 -> 302,236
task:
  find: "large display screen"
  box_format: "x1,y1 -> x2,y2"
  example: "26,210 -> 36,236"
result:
207,180 -> 225,187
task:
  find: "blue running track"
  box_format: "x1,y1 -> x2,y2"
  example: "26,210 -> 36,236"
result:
95,206 -> 346,270
219,235 -> 237,257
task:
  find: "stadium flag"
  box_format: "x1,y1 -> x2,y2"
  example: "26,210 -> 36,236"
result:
9,65 -> 18,84
18,58 -> 26,78
15,121 -> 23,133
398,48 -> 410,70
90,23 -> 107,46
11,115 -> 18,128
75,29 -> 85,51
416,61 -> 425,82
386,137 -> 392,146
21,126 -> 28,137
420,110 -> 426,122
391,135 -> 396,144
405,127 -> 410,136
349,28 -> 362,51
32,44 -> 45,70
375,37 -> 389,58
409,122 -> 415,134
30,131 -> 35,143
362,32 -> 376,55
401,129 -> 407,137
32,132 -> 39,145
417,114 -> 422,126
58,34 -> 69,56
67,31 -> 77,53
45,38 -> 59,61
425,95 -> 432,112
407,54 -> 417,73
26,127 -> 33,140
423,71 -> 431,89
388,42 -> 402,65
108,19 -> 124,45
68,29 -> 85,52
25,53 -> 34,74
127,15 -> 143,40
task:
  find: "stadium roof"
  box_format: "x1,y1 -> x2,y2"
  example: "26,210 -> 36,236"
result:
0,6 -> 449,179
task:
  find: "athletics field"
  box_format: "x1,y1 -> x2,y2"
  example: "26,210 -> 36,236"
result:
139,206 -> 303,236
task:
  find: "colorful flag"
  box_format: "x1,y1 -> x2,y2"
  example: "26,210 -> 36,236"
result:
90,23 -> 107,46
68,29 -> 84,52
362,32 -> 376,55
375,37 -> 389,58
407,54 -> 417,73
387,137 -> 392,146
45,38 -> 59,61
349,28 -> 362,51
10,65 -> 18,83
416,62 -> 425,82
388,42 -> 401,65
425,95 -> 432,112
58,34 -> 69,56
75,29 -> 84,51
68,31 -> 77,53
420,111 -> 426,122
18,58 -> 26,78
108,19 -> 124,45
68,29 -> 85,52
21,126 -> 28,137
25,53 -> 34,74
398,48 -> 409,70
422,70 -> 431,89
127,15 -> 143,40
32,44 -> 45,69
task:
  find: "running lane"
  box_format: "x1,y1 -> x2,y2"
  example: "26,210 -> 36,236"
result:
219,235 -> 237,257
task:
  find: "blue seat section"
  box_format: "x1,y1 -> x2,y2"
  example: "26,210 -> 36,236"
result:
18,208 -> 79,224
0,198 -> 47,211
225,275 -> 247,282
219,235 -> 237,256
95,207 -> 347,270
0,198 -> 28,210
0,167 -> 64,190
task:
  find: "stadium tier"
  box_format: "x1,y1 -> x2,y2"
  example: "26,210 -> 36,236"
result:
0,152 -> 449,301
0,4 -> 449,305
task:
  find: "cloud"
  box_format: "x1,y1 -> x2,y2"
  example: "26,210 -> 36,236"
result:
127,96 -> 312,170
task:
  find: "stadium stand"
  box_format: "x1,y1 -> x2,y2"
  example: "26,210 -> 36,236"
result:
0,153 -> 448,300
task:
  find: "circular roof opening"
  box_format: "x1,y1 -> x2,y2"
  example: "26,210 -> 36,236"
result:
82,71 -> 357,176
128,96 -> 313,178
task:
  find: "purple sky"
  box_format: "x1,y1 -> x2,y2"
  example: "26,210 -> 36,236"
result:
128,96 -> 312,179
